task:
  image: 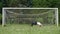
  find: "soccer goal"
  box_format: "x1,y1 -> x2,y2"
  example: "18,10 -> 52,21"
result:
2,8 -> 58,27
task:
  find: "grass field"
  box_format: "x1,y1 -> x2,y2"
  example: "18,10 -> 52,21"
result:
0,24 -> 60,34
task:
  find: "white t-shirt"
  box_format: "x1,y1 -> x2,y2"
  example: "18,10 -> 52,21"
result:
37,22 -> 42,25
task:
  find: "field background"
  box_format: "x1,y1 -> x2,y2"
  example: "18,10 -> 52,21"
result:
0,0 -> 60,34
0,24 -> 60,34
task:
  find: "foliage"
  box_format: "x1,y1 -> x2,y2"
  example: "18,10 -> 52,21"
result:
0,14 -> 2,19
32,0 -> 60,8
0,0 -> 60,24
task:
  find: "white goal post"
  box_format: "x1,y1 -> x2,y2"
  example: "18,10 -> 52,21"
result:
2,8 -> 58,27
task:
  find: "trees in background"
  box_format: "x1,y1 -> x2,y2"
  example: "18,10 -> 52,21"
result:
0,0 -> 60,24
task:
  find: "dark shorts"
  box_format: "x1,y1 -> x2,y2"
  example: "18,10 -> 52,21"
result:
31,21 -> 37,26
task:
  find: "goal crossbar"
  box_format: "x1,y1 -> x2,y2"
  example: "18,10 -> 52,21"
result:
3,8 -> 58,9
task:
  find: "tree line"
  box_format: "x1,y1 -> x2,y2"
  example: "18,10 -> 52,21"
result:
0,0 -> 60,24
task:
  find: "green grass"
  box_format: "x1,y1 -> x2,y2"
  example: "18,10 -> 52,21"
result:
0,24 -> 60,34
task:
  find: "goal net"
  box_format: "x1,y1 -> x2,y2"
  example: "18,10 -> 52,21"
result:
2,8 -> 58,27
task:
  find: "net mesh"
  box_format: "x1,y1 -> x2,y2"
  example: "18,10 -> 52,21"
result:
5,9 -> 55,25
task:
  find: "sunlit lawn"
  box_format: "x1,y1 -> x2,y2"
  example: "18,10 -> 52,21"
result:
0,24 -> 60,34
